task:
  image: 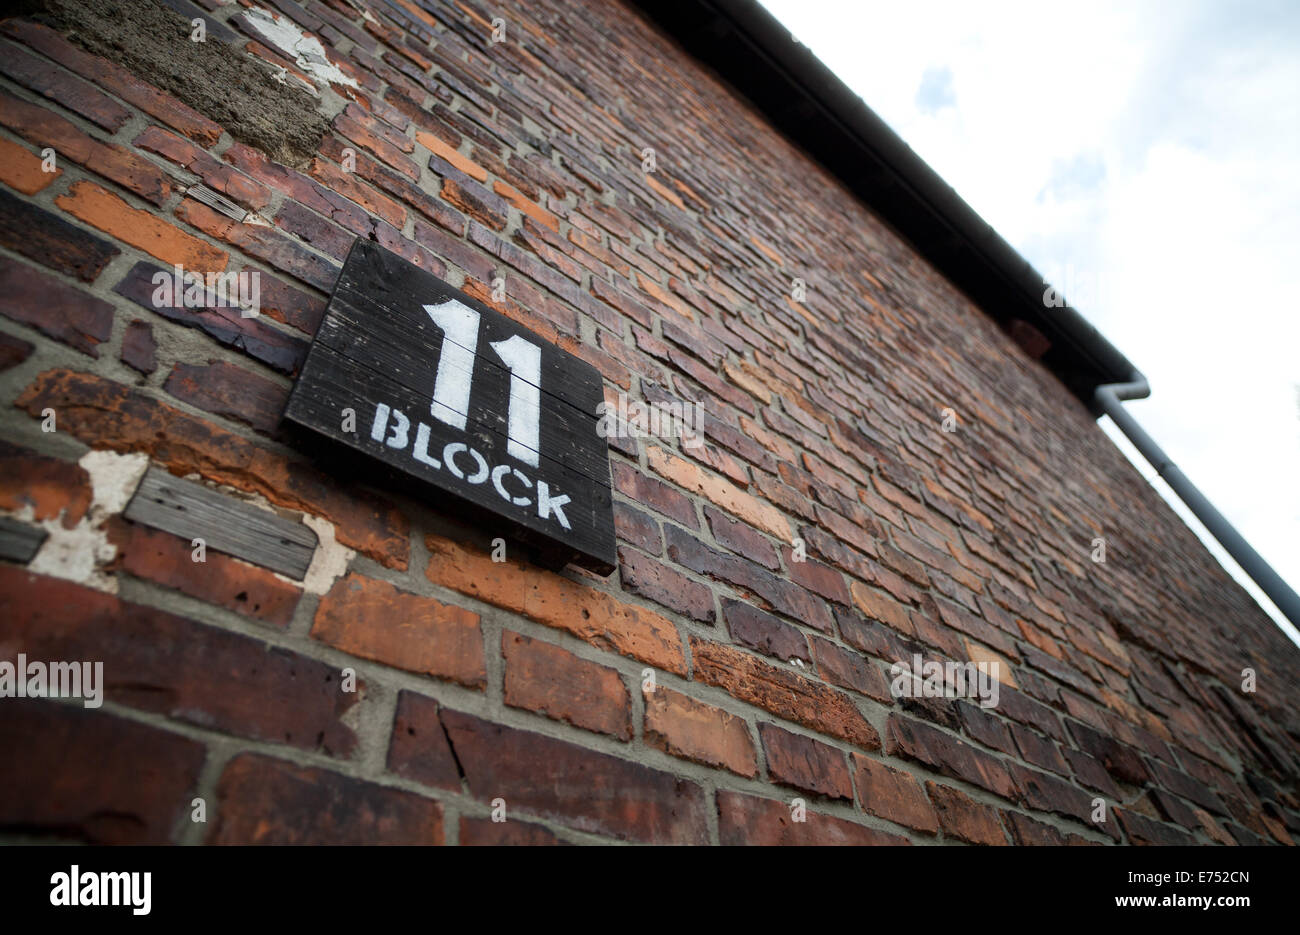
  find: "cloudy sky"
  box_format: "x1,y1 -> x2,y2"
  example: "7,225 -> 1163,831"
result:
760,0 -> 1300,644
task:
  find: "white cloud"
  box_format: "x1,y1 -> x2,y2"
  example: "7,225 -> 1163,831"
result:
763,0 -> 1300,642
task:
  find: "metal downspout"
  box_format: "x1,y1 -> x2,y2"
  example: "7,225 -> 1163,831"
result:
1094,375 -> 1300,627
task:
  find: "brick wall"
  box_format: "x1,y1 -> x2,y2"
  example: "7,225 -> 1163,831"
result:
0,0 -> 1296,845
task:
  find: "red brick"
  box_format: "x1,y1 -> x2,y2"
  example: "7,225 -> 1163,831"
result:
617,544 -> 715,623
722,597 -> 810,663
613,500 -> 663,554
611,459 -> 699,529
788,555 -> 852,605
441,177 -> 508,229
648,445 -> 789,539
690,637 -> 879,749
0,567 -> 359,755
1115,807 -> 1198,845
209,754 -> 442,844
502,631 -> 632,739
120,319 -> 157,375
387,691 -> 463,792
760,722 -> 853,800
926,782 -> 1008,845
811,636 -> 892,703
0,440 -> 91,527
4,21 -> 222,145
58,181 -> 227,271
0,41 -> 131,131
0,332 -> 33,370
0,89 -> 171,205
459,816 -> 565,845
704,504 -> 780,569
107,518 -> 301,627
0,257 -> 114,357
1002,809 -> 1096,845
852,754 -> 940,833
175,199 -> 340,293
717,790 -> 909,845
1009,762 -> 1120,838
643,686 -> 758,777
0,700 -> 205,844
252,268 -> 328,335
425,532 -> 686,675
312,573 -> 486,689
133,125 -> 271,210
15,369 -> 409,568
437,708 -> 709,844
884,714 -> 1018,802
163,360 -> 288,436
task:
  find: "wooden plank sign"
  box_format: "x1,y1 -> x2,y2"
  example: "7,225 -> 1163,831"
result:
283,239 -> 616,574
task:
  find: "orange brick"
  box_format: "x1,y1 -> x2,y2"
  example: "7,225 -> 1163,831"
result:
493,180 -> 559,232
643,686 -> 757,777
850,580 -> 912,633
646,446 -> 789,540
56,181 -> 227,272
415,130 -> 488,182
0,138 -> 60,194
502,631 -> 631,739
312,574 -> 485,689
425,533 -> 685,675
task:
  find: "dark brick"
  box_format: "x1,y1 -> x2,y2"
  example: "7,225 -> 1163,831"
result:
0,566 -> 359,755
617,544 -> 715,624
502,631 -> 632,739
759,722 -> 853,800
387,691 -> 463,792
1115,807 -> 1198,846
209,754 -> 442,844
0,257 -> 114,356
927,781 -> 1007,845
163,360 -> 288,435
459,817 -> 565,845
717,790 -> 909,845
884,713 -> 1017,802
722,597 -> 809,663
0,700 -> 205,844
0,188 -> 119,282
120,319 -> 157,375
437,708 -> 709,844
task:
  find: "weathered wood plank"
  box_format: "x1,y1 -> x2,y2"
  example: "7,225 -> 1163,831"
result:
123,468 -> 317,580
0,516 -> 47,564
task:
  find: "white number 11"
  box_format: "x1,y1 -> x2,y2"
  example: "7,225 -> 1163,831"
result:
424,301 -> 541,468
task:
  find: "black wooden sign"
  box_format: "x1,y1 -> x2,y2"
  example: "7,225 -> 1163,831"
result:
283,239 -> 616,574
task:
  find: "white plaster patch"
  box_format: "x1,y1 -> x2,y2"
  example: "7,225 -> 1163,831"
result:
28,451 -> 149,593
242,7 -> 359,90
299,513 -> 354,595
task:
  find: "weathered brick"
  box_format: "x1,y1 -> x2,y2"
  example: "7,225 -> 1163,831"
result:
926,782 -> 1007,845
107,518 -> 301,627
15,369 -> 409,568
0,440 -> 91,527
0,257 -> 114,357
852,754 -> 940,833
4,21 -> 222,145
717,790 -> 909,845
425,532 -> 685,675
691,637 -> 879,749
0,90 -> 170,204
704,503 -> 780,569
723,597 -> 810,663
760,723 -> 853,800
1002,809 -> 1096,845
0,567 -> 359,755
120,319 -> 157,375
209,754 -> 442,845
1009,762 -> 1119,838
0,331 -> 34,370
58,181 -> 226,270
163,360 -> 288,435
312,573 -> 486,689
648,446 -> 789,539
667,525 -> 835,632
459,817 -> 565,845
643,685 -> 758,777
1115,807 -> 1198,846
438,708 -> 709,844
613,499 -> 662,554
175,199 -> 340,293
617,544 -> 715,623
811,635 -> 892,703
133,125 -> 271,210
0,41 -> 130,131
502,631 -> 631,739
387,690 -> 462,792
884,713 -> 1017,802
0,700 -> 205,844
611,459 -> 699,529
0,188 -> 119,282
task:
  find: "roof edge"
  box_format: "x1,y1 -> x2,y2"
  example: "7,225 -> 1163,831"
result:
630,0 -> 1143,403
